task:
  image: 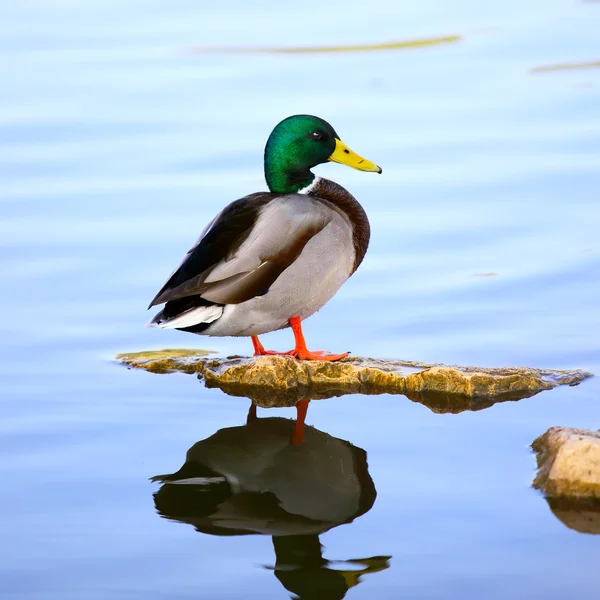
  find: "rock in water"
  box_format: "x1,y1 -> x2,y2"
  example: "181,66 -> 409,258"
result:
116,351 -> 592,405
532,427 -> 600,499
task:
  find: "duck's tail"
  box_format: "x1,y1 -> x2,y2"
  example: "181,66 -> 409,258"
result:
146,296 -> 223,332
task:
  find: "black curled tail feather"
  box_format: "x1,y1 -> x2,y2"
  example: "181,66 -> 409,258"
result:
154,296 -> 223,334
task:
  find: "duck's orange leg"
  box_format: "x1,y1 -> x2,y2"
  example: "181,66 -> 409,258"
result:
291,399 -> 310,445
251,317 -> 348,361
251,335 -> 267,356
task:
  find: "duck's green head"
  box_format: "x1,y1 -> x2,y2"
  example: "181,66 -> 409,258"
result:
264,114 -> 381,194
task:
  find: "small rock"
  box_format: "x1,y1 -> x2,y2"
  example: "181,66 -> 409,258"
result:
532,426 -> 600,500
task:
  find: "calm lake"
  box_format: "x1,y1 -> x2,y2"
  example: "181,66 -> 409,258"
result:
1,1 -> 599,598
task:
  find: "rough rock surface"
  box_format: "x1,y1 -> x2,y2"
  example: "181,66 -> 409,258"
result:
117,350 -> 592,407
532,427 -> 600,500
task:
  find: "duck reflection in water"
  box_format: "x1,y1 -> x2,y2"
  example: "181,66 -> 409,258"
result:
151,400 -> 390,599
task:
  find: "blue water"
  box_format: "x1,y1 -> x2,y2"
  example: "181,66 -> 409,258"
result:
1,1 -> 599,598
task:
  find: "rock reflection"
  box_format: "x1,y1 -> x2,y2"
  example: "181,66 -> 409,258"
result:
212,383 -> 546,415
545,498 -> 600,535
403,387 -> 543,414
151,401 -> 390,599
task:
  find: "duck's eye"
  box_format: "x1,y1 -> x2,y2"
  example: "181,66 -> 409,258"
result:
310,131 -> 323,140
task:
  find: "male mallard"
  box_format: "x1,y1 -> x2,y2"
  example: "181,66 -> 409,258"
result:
148,115 -> 381,360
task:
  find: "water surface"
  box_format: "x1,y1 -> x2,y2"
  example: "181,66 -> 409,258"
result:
1,1 -> 599,598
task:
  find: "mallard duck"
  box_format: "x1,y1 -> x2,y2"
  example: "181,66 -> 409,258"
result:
147,115 -> 381,360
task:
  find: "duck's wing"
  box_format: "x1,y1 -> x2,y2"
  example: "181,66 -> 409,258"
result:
148,193 -> 332,308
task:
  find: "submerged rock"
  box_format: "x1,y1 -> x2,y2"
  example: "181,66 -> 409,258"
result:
115,348 -> 215,374
117,350 -> 591,407
532,427 -> 600,500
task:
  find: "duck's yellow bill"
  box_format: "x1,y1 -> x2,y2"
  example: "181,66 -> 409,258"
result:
328,138 -> 382,173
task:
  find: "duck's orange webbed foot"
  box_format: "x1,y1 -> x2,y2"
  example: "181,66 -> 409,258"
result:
289,348 -> 349,361
251,336 -> 294,357
288,316 -> 348,361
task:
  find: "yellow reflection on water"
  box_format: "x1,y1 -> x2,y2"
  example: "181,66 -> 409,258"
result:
189,34 -> 462,55
531,60 -> 600,73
